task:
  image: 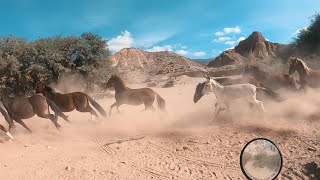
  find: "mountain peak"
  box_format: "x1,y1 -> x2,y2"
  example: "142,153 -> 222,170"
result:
250,31 -> 265,41
207,31 -> 287,68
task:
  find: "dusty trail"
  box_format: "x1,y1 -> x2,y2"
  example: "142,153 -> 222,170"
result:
0,76 -> 319,179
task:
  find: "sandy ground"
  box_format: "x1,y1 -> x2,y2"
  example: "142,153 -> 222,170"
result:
0,76 -> 319,180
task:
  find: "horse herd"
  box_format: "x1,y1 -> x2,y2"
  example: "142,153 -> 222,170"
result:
0,57 -> 319,140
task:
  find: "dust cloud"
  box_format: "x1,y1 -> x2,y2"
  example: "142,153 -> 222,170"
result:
0,75 -> 319,179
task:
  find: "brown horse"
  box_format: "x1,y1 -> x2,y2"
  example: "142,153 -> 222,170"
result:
0,107 -> 14,139
0,93 -> 69,133
35,84 -> 107,120
104,75 -> 166,116
243,64 -> 299,91
289,57 -> 320,89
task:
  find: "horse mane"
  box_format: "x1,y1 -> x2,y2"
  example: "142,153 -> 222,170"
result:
211,79 -> 223,86
296,58 -> 311,75
111,75 -> 126,86
196,82 -> 205,92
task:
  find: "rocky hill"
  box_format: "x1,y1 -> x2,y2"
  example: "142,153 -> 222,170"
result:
207,32 -> 288,67
109,48 -> 205,82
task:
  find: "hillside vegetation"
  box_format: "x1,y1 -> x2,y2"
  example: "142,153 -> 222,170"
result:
0,33 -> 115,95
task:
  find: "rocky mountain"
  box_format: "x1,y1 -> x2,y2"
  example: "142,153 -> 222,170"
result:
192,58 -> 212,65
207,32 -> 288,67
109,48 -> 205,82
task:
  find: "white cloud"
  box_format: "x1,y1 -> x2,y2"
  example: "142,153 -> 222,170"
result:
226,46 -> 235,50
225,41 -> 236,45
176,50 -> 189,55
224,26 -> 241,34
193,51 -> 206,57
214,31 -> 225,36
295,26 -> 307,34
146,45 -> 173,52
213,36 -> 231,42
134,31 -> 174,48
108,31 -> 134,52
265,38 -> 270,41
237,37 -> 245,42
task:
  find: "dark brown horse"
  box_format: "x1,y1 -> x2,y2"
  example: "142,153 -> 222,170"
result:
289,57 -> 320,89
0,93 -> 69,133
104,75 -> 166,116
0,106 -> 14,139
35,84 -> 107,120
243,64 -> 299,91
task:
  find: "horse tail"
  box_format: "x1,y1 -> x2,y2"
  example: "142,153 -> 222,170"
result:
86,95 -> 107,118
46,98 -> 69,122
256,87 -> 284,102
155,93 -> 166,111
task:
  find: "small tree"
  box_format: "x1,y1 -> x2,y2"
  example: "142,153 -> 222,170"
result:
293,12 -> 320,55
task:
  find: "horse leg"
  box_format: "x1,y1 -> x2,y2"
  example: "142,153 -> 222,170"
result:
15,119 -> 32,133
142,104 -> 155,112
213,102 -> 224,121
38,113 -> 61,130
109,102 -> 120,116
0,124 -> 13,139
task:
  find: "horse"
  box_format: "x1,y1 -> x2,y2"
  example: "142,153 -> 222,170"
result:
215,76 -> 261,87
104,75 -> 166,116
289,57 -> 320,89
243,64 -> 299,91
0,93 -> 69,133
216,76 -> 283,102
35,84 -> 107,121
0,107 -> 14,139
194,75 -> 267,119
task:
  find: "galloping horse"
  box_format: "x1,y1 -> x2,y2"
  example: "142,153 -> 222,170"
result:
216,76 -> 283,102
215,76 -> 261,87
0,93 -> 69,133
289,57 -> 320,89
0,107 -> 14,139
104,75 -> 166,116
35,84 -> 107,120
194,75 -> 267,119
243,65 -> 299,91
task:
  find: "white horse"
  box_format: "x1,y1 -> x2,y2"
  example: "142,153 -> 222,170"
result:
194,75 -> 266,118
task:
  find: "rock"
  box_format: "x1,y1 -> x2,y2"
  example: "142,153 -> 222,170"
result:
46,145 -> 52,149
65,166 -> 72,171
169,163 -> 175,170
109,48 -> 205,82
307,147 -> 317,152
182,146 -> 191,151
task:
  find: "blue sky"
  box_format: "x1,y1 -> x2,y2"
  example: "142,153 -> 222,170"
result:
1,0 -> 319,59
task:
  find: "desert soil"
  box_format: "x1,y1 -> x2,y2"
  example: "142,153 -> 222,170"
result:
0,76 -> 319,180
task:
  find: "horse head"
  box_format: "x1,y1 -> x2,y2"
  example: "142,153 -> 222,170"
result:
289,57 -> 301,75
193,82 -> 206,103
34,83 -> 47,94
104,75 -> 126,91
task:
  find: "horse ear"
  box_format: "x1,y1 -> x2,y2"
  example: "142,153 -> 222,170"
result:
204,74 -> 210,81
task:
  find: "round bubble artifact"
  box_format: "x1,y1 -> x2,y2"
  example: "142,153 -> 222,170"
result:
240,138 -> 283,180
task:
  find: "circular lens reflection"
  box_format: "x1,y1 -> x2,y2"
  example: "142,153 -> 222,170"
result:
240,138 -> 283,180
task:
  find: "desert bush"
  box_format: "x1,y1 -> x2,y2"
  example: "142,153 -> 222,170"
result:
0,33 -> 115,95
293,12 -> 320,55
